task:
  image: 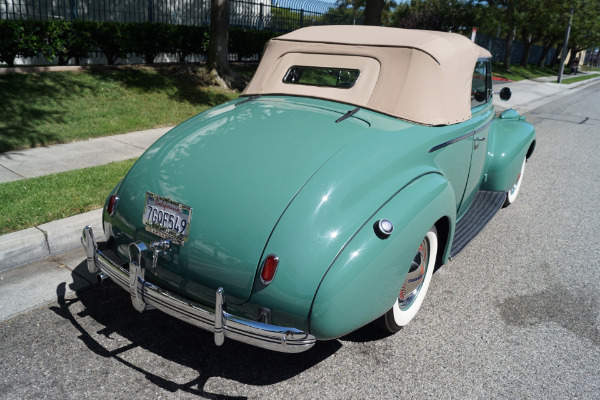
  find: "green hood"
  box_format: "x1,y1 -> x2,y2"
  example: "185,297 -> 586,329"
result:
114,97 -> 371,304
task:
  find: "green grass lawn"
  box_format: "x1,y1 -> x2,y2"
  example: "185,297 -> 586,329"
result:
0,65 -> 240,152
492,63 -> 559,81
558,73 -> 600,84
0,158 -> 136,235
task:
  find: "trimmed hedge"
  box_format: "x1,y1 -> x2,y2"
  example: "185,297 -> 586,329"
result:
0,19 -> 275,67
0,19 -> 50,67
229,28 -> 279,61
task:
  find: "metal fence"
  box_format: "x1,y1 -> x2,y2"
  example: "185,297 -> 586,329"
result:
2,0 -> 567,67
584,50 -> 599,67
0,0 -> 336,30
475,33 -> 558,66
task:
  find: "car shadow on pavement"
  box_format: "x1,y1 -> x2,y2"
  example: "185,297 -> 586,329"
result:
339,323 -> 394,343
49,259 -> 341,398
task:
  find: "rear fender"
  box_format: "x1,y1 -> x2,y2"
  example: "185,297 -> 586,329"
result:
482,112 -> 535,192
308,173 -> 456,340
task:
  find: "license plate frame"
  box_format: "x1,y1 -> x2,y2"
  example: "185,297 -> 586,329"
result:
142,192 -> 192,246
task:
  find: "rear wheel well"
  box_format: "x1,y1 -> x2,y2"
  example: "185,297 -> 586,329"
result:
526,140 -> 536,160
433,216 -> 450,271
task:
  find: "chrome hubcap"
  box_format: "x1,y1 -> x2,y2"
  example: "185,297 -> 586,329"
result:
398,238 -> 429,310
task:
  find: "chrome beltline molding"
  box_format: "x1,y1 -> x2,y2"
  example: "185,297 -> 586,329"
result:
429,116 -> 495,153
82,226 -> 316,353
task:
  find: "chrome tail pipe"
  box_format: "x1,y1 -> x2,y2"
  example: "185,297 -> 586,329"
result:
97,271 -> 108,284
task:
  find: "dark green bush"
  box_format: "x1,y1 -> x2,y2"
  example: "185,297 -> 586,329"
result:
44,20 -> 95,65
230,28 -> 278,61
88,21 -> 133,65
130,22 -> 170,64
168,25 -> 209,63
0,19 -> 48,67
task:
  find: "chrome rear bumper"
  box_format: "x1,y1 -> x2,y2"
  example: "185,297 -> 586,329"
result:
82,226 -> 316,353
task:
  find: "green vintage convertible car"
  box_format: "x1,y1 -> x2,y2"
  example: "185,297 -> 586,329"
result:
82,26 -> 535,353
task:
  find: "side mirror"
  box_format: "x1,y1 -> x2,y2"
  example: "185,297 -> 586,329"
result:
498,87 -> 512,101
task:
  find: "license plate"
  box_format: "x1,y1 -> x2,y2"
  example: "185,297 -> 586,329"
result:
142,192 -> 192,246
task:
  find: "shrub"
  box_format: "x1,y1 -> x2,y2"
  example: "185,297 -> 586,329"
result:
44,20 -> 95,65
0,19 -> 47,67
88,21 -> 132,65
168,25 -> 209,63
130,22 -> 171,64
230,28 -> 278,61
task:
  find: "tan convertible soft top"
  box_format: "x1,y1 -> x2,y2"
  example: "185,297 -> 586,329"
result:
243,25 -> 492,125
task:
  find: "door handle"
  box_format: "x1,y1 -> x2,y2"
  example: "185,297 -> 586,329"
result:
474,137 -> 486,141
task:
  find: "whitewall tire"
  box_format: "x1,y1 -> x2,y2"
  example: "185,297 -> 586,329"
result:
503,157 -> 526,207
380,225 -> 438,332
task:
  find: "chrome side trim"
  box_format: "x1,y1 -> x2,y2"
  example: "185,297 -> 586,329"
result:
473,117 -> 494,135
429,117 -> 494,153
429,131 -> 475,153
81,226 -> 316,353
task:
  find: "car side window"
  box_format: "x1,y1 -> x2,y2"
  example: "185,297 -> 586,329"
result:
471,60 -> 490,108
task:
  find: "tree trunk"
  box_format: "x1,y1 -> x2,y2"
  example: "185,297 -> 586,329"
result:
501,0 -> 515,70
550,42 -> 563,68
537,45 -> 549,68
503,27 -> 515,70
520,41 -> 532,67
537,39 -> 555,67
207,0 -> 245,90
364,0 -> 384,26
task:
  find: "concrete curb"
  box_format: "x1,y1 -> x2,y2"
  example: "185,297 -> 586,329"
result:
0,209 -> 102,272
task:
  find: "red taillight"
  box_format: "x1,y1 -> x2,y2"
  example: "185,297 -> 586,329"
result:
107,195 -> 119,216
260,254 -> 279,284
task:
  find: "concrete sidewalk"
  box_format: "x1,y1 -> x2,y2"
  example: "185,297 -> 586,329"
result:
493,73 -> 600,114
1,74 -> 600,275
0,126 -> 172,183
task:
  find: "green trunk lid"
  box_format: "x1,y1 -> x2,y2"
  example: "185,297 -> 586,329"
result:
114,97 -> 370,305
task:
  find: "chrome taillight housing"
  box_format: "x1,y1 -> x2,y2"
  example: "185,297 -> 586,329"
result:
107,195 -> 119,216
260,254 -> 279,284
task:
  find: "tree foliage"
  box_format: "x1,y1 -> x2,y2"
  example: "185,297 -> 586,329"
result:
324,0 -> 397,26
567,1 -> 600,61
389,0 -> 600,69
393,0 -> 477,33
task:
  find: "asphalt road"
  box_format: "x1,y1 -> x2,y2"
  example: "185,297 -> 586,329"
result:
1,83 -> 599,399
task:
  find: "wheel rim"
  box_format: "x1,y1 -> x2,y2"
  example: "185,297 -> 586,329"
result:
398,237 -> 429,310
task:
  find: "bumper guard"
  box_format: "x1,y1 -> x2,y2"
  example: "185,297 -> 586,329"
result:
82,226 -> 316,353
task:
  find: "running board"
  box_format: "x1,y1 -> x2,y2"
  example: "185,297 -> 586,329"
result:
450,190 -> 506,259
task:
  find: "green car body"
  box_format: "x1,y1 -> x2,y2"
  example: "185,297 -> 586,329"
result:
84,26 -> 536,352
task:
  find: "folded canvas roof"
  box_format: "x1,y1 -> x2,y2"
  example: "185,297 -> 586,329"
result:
242,25 -> 492,125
